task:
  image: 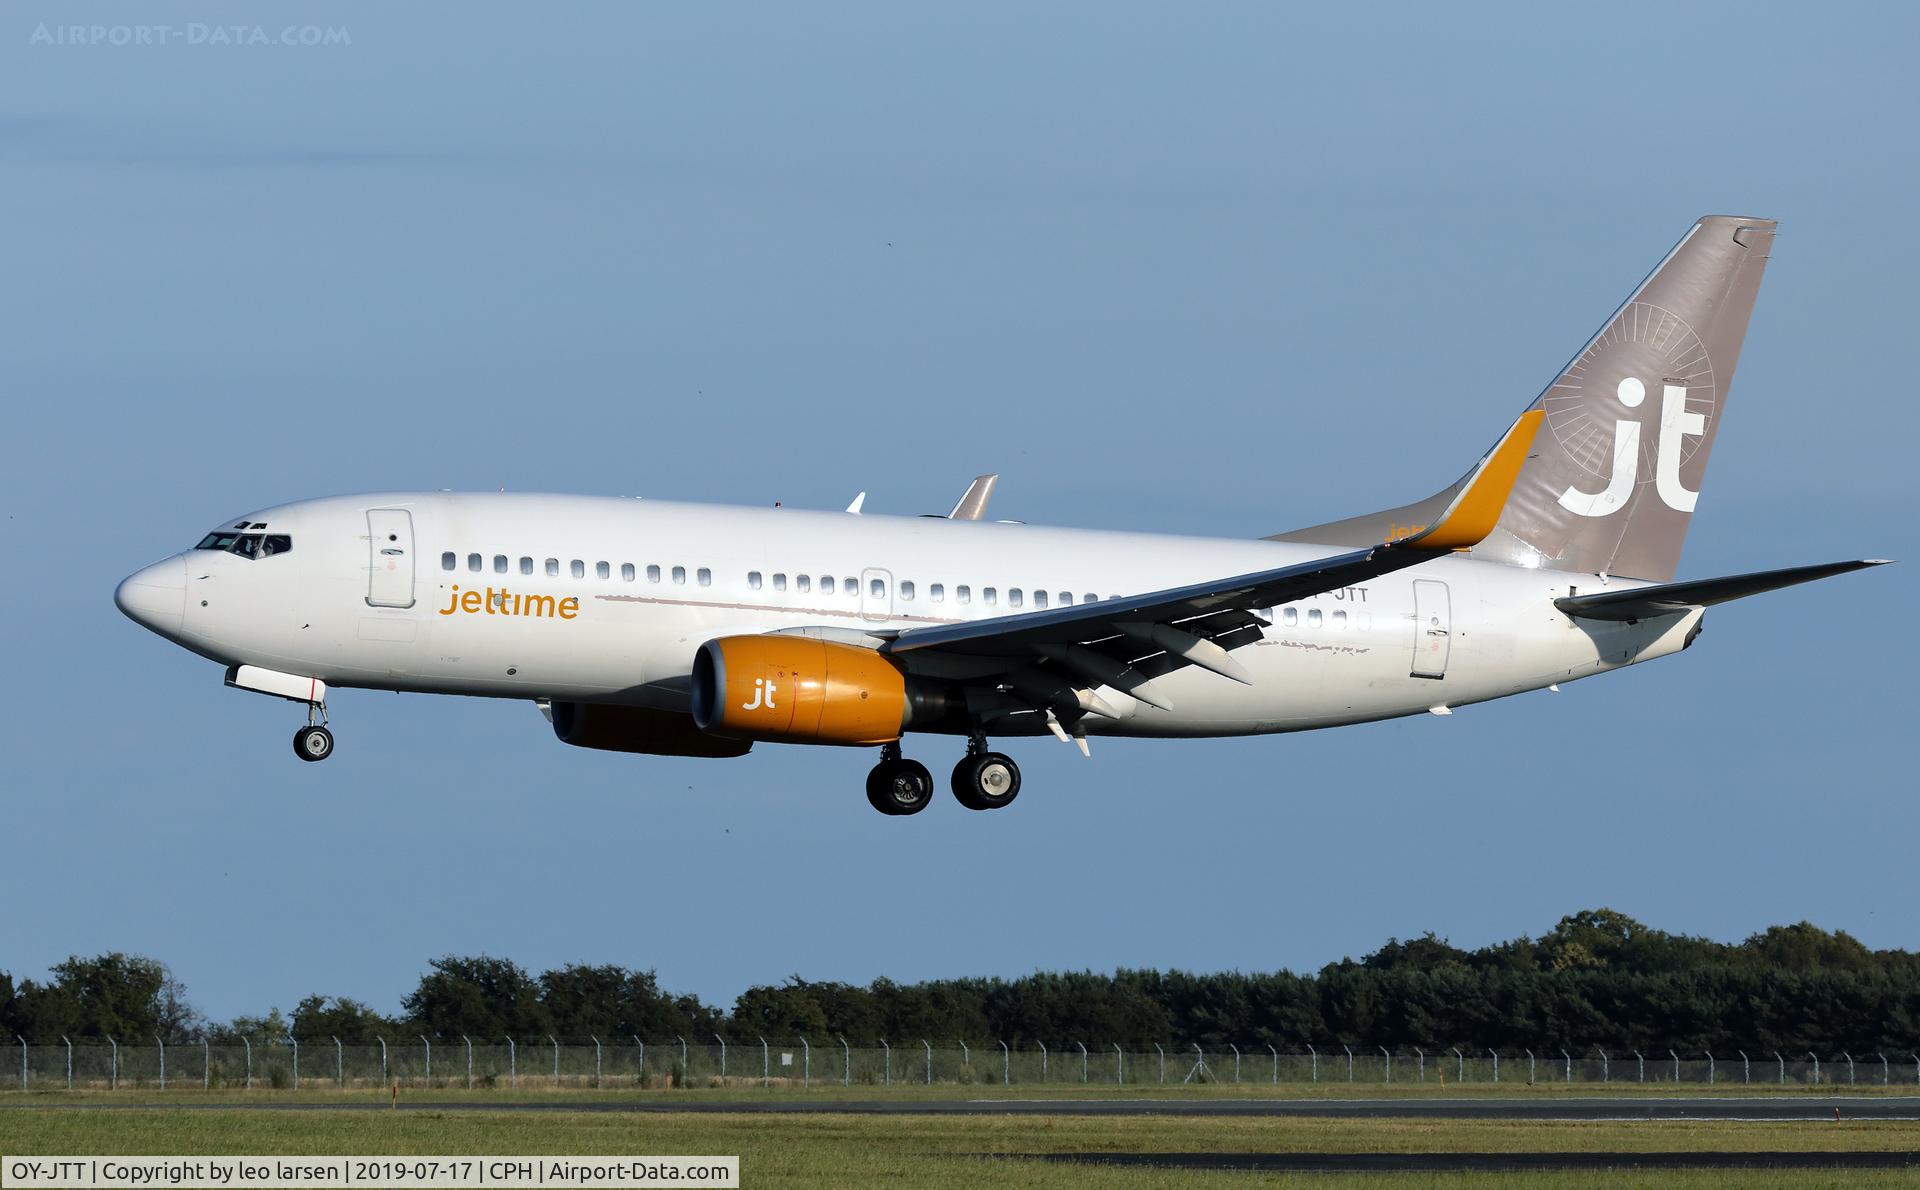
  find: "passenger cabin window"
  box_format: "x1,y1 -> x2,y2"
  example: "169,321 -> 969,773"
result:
900,581 -> 915,601
956,585 -> 971,604
494,555 -> 508,574
441,552 -> 456,571
1009,588 -> 1023,608
870,578 -> 886,599
796,575 -> 811,593
546,558 -> 560,577
647,565 -> 661,583
520,557 -> 534,576
1308,608 -> 1323,627
1060,592 -> 1073,605
672,566 -> 686,585
930,583 -> 944,602
983,587 -> 997,606
843,576 -> 857,595
1332,610 -> 1347,628
697,568 -> 711,587
467,553 -> 482,573
773,573 -> 787,591
1032,590 -> 1047,609
621,563 -> 635,582
819,575 -> 834,594
570,560 -> 585,579
596,561 -> 610,579
1282,607 -> 1298,626
748,571 -> 763,590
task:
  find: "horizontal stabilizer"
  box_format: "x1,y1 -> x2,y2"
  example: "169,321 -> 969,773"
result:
1555,559 -> 1890,622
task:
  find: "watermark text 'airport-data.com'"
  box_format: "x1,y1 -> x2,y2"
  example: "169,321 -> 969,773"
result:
28,23 -> 351,48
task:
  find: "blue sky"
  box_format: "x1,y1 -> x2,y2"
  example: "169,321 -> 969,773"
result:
1,2 -> 1913,1025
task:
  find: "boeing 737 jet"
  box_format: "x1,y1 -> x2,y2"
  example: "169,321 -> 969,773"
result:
115,216 -> 1886,814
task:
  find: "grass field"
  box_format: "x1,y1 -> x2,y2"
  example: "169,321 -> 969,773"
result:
5,1090 -> 1920,1188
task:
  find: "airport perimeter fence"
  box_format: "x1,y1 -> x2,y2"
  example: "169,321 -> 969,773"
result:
9,1038 -> 1920,1093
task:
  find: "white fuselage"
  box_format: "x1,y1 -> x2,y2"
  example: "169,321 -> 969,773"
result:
121,492 -> 1701,740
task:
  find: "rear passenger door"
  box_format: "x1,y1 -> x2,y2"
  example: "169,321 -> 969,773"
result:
366,509 -> 416,608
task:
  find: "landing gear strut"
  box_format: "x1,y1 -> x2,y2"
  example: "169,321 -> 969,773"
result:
866,742 -> 933,815
951,732 -> 1020,811
292,701 -> 334,762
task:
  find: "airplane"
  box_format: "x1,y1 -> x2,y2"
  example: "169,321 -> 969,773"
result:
114,215 -> 1888,815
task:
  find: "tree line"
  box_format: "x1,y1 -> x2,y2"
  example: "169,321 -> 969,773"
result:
5,910 -> 1916,1053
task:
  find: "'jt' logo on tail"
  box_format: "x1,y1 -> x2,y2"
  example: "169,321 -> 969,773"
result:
1557,377 -> 1705,517
741,677 -> 776,712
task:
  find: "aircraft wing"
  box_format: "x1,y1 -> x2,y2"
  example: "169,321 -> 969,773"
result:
881,411 -> 1541,718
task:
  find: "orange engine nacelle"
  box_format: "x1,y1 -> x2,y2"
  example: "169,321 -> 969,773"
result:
691,635 -> 907,746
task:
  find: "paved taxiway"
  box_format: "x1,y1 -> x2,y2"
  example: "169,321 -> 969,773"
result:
18,1097 -> 1920,1120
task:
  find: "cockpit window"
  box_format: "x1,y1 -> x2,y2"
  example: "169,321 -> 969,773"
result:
193,532 -> 291,559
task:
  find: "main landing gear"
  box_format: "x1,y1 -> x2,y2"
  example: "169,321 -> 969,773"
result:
865,735 -> 1021,815
292,701 -> 334,762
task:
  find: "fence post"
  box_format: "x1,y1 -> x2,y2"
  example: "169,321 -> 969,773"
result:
107,1037 -> 117,1091
1076,1042 -> 1087,1084
1879,1053 -> 1888,1086
1343,1045 -> 1353,1083
1844,1053 -> 1854,1086
1417,1047 -> 1426,1083
505,1037 -> 515,1089
377,1036 -> 387,1084
839,1037 -> 849,1087
1913,1053 -> 1919,1085
1036,1040 -> 1045,1082
464,1037 -> 472,1089
333,1037 -> 342,1089
1114,1043 -> 1123,1084
1489,1049 -> 1498,1084
801,1037 -> 809,1090
1229,1044 -> 1240,1083
1808,1051 -> 1819,1085
676,1036 -> 686,1081
549,1035 -> 559,1081
634,1036 -> 643,1083
715,1035 -> 726,1082
1705,1050 -> 1714,1085
1269,1044 -> 1278,1085
1156,1043 -> 1165,1084
1773,1051 -> 1783,1085
923,1040 -> 933,1085
1669,1049 -> 1678,1083
958,1040 -> 969,1070
1561,1049 -> 1570,1084
880,1039 -> 890,1086
1633,1050 -> 1644,1083
1739,1050 -> 1748,1084
238,1037 -> 247,1091
1525,1049 -> 1533,1085
1308,1044 -> 1318,1083
289,1036 -> 297,1090
421,1036 -> 430,1085
204,1039 -> 210,1090
1451,1047 -> 1463,1083
1598,1048 -> 1608,1083
1000,1040 -> 1008,1087
760,1037 -> 769,1088
592,1037 -> 601,1089
157,1035 -> 165,1091
17,1035 -> 25,1090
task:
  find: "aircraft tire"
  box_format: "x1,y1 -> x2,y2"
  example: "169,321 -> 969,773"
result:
953,752 -> 1020,810
867,758 -> 933,815
293,725 -> 335,762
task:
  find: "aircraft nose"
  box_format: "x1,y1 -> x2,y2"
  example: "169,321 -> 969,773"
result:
115,555 -> 187,636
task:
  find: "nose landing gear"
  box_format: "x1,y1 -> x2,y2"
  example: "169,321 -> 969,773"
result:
866,742 -> 933,815
292,701 -> 334,762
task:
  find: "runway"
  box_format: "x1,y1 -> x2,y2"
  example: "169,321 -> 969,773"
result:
1030,1151 -> 1920,1173
16,1096 -> 1920,1121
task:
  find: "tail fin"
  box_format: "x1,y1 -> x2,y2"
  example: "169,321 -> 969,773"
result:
1272,216 -> 1776,581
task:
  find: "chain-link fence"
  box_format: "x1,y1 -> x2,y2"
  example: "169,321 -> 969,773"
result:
8,1038 -> 1920,1092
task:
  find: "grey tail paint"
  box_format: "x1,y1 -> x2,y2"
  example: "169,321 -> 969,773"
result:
1270,215 -> 1776,582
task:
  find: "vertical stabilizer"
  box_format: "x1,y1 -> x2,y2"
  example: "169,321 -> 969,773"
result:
1272,216 -> 1776,581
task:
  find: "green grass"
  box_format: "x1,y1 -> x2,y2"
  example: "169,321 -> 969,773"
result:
4,1102 -> 1920,1188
